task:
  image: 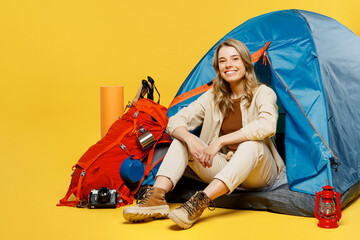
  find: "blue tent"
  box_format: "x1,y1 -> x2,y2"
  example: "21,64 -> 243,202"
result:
167,9 -> 360,213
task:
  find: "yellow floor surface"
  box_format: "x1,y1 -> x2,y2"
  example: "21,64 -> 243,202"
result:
3,178 -> 359,240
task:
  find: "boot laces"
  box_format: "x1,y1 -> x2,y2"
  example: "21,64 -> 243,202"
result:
181,191 -> 215,215
136,186 -> 154,205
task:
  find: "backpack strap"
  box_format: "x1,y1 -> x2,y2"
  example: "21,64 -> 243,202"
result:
118,184 -> 134,206
144,142 -> 158,177
131,133 -> 172,195
143,133 -> 172,176
57,170 -> 86,207
75,170 -> 86,203
57,186 -> 78,207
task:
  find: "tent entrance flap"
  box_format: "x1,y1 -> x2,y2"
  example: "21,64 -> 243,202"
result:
264,53 -> 334,194
254,55 -> 286,162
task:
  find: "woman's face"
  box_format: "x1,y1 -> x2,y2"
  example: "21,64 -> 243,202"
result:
218,46 -> 246,84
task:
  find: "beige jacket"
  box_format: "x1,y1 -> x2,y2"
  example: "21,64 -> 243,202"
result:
167,84 -> 285,174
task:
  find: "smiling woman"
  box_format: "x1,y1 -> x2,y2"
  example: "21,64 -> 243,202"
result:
123,39 -> 285,229
213,39 -> 260,115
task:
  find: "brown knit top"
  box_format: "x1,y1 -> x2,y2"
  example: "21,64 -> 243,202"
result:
220,97 -> 243,151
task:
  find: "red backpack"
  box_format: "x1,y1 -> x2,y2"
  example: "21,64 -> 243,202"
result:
57,98 -> 171,207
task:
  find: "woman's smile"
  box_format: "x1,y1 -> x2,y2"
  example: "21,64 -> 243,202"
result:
224,70 -> 238,76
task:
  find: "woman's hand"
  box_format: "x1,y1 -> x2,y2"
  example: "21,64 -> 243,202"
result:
186,136 -> 206,166
171,126 -> 224,168
171,126 -> 206,166
199,139 -> 223,168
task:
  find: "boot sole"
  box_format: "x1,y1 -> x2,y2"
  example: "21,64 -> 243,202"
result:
123,205 -> 170,223
168,212 -> 196,229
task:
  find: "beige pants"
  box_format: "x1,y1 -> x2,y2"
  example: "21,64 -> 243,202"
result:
156,137 -> 278,193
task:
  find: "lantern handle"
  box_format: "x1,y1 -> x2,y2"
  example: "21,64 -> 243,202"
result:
325,179 -> 331,186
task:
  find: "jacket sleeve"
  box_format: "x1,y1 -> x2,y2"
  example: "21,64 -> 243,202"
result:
167,90 -> 211,136
240,86 -> 279,140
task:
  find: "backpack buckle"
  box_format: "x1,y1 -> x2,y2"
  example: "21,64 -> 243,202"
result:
127,101 -> 134,108
120,144 -> 127,151
80,171 -> 86,177
133,112 -> 139,118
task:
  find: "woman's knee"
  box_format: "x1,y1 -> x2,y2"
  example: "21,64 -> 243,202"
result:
163,138 -> 191,164
230,141 -> 266,166
236,140 -> 264,154
168,138 -> 188,152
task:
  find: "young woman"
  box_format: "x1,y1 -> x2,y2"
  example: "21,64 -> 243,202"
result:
123,38 -> 285,229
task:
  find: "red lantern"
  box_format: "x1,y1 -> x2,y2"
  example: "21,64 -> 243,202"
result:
314,180 -> 342,228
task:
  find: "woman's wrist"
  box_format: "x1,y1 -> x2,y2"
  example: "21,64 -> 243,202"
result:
215,137 -> 225,149
184,132 -> 197,145
172,126 -> 196,145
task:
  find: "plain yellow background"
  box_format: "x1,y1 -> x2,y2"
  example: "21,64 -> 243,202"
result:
1,1 -> 359,239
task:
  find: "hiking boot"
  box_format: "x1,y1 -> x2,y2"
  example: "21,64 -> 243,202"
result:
123,186 -> 170,222
168,191 -> 214,229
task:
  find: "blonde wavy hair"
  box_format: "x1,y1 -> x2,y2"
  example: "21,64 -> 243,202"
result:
212,38 -> 261,115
